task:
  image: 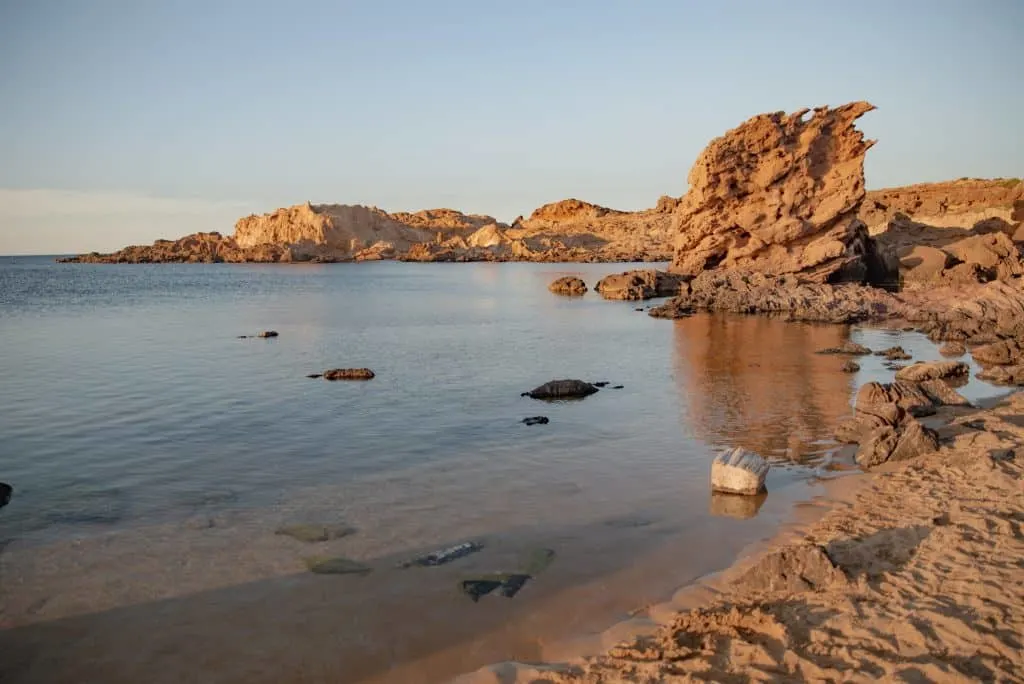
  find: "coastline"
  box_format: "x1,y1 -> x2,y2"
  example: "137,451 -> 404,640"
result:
460,390 -> 1024,683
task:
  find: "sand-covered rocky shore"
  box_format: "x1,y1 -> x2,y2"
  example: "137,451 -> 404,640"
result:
464,391 -> 1024,683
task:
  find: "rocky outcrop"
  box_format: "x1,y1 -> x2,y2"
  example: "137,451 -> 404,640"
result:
669,102 -> 894,284
595,270 -> 683,300
548,276 -> 588,296
894,361 -> 969,383
58,232 -> 288,264
860,178 -> 1024,232
649,271 -> 905,323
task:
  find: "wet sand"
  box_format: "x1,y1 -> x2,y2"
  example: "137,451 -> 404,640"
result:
469,392 -> 1024,683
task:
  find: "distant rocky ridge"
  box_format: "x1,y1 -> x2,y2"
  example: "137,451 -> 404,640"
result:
60,103 -> 1022,265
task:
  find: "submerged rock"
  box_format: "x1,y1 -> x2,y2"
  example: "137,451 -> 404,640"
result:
400,541 -> 483,568
841,360 -> 861,373
711,447 -> 769,496
304,556 -> 372,575
460,573 -> 533,601
817,342 -> 872,356
548,276 -> 588,296
523,379 -> 599,400
323,368 -> 376,381
521,548 -> 556,575
522,416 -> 550,426
275,524 -> 357,543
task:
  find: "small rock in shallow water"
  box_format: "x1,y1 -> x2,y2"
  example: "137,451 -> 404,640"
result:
323,368 -> 375,381
875,346 -> 911,361
459,573 -> 533,601
548,276 -> 587,296
306,373 -> 323,379
841,360 -> 860,373
524,379 -> 598,400
939,342 -> 967,357
401,541 -> 483,568
522,416 -> 549,426
592,381 -> 610,388
711,447 -> 769,496
257,330 -> 279,338
611,385 -> 624,389
305,556 -> 372,575
0,482 -> 11,508
816,341 -> 872,356
276,524 -> 357,543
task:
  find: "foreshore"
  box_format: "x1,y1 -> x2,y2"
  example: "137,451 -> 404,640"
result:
465,389 -> 1024,683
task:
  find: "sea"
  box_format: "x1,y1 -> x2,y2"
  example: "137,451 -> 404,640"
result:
0,256 -> 1009,683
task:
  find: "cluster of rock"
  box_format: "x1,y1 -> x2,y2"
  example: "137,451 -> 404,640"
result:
834,361 -> 970,468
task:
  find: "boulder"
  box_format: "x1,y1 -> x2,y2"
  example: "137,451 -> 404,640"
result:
595,270 -> 683,300
977,365 -> 1024,386
971,339 -> 1024,366
939,342 -> 967,357
841,360 -> 860,373
856,381 -> 934,417
523,379 -> 599,400
856,418 -> 939,468
522,416 -> 550,426
919,379 -> 972,407
898,245 -> 957,284
548,276 -> 588,296
323,368 -> 376,381
711,447 -> 769,496
669,102 -> 894,284
895,361 -> 970,383
874,346 -> 911,360
0,482 -> 11,508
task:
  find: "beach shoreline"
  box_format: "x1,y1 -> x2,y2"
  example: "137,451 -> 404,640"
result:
460,389 -> 1024,683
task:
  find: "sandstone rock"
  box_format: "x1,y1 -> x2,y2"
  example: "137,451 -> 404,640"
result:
670,102 -> 894,284
649,271 -> 905,323
595,270 -> 683,300
939,342 -> 967,356
971,339 -> 1024,366
322,368 -> 375,381
898,244 -> 957,284
834,410 -> 896,444
841,360 -> 860,373
856,418 -> 939,468
856,381 -> 934,417
977,365 -> 1024,386
859,179 -> 1024,232
710,447 -> 769,496
875,346 -> 911,360
919,379 -> 972,407
817,341 -> 872,356
733,545 -> 847,593
548,276 -> 587,296
895,361 -> 969,383
523,379 -> 599,400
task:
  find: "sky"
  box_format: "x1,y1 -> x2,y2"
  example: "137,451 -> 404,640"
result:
1,0 -> 1022,255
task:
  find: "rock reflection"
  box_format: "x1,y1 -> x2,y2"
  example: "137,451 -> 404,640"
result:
709,491 -> 767,519
672,314 -> 857,463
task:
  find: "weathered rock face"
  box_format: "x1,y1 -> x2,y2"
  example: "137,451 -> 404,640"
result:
595,270 -> 683,300
894,361 -> 969,383
710,447 -> 769,496
860,178 -> 1024,232
670,102 -> 893,284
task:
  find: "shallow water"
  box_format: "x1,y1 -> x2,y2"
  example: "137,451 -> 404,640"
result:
0,258 -> 1008,683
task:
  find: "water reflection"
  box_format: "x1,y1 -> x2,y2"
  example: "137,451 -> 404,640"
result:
672,314 -> 856,462
709,491 -> 768,519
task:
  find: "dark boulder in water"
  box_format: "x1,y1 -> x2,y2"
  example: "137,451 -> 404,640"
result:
257,330 -> 279,338
522,416 -> 550,426
523,379 -> 599,400
0,482 -> 11,508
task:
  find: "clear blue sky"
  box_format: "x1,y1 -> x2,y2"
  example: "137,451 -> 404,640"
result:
1,0 -> 1021,254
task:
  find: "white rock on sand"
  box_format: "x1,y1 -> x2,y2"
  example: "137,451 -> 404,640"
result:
710,447 -> 769,496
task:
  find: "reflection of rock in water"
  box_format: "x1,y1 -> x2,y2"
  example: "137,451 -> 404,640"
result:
709,491 -> 767,519
673,314 -> 857,462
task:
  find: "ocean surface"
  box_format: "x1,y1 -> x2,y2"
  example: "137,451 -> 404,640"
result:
0,257 -> 1009,683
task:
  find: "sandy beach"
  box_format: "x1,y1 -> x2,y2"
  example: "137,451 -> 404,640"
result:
466,390 -> 1024,683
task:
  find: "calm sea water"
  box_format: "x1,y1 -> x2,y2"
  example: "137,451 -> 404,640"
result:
0,257 -> 1007,684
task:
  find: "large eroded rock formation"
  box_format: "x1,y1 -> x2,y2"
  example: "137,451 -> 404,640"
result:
670,102 -> 891,283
